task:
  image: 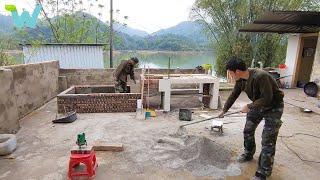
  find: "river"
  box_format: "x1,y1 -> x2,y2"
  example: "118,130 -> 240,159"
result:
104,51 -> 215,69
7,50 -> 215,69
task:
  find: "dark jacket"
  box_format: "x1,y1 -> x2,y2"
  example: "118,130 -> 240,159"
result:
114,60 -> 135,82
223,68 -> 284,112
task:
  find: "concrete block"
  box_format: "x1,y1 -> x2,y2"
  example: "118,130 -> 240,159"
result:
159,79 -> 171,92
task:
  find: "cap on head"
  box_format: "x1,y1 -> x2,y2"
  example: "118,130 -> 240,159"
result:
130,57 -> 139,63
226,57 -> 247,72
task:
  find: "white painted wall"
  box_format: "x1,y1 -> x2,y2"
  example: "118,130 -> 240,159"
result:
22,45 -> 104,69
283,34 -> 301,87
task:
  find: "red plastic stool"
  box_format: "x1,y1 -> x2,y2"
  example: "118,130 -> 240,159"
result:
68,149 -> 98,180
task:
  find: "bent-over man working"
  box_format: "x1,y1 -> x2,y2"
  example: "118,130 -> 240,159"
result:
114,57 -> 139,93
219,57 -> 284,180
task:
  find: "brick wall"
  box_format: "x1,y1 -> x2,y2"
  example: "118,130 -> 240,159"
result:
57,85 -> 140,113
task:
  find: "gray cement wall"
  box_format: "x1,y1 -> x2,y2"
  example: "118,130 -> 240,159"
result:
0,61 -> 59,133
0,68 -> 19,133
59,68 -> 204,93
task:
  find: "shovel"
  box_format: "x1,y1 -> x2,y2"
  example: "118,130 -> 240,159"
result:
175,111 -> 242,135
179,111 -> 241,128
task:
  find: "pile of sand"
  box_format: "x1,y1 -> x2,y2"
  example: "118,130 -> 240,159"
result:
151,135 -> 241,178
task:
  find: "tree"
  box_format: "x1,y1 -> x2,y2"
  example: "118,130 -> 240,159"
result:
0,34 -> 19,66
192,0 -> 320,77
32,0 -> 108,43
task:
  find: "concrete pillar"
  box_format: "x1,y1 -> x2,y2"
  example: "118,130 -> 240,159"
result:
159,79 -> 171,112
209,81 -> 220,109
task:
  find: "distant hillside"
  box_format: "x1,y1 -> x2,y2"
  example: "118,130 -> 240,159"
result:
152,21 -> 208,44
10,11 -> 108,44
114,23 -> 149,37
0,12 -> 209,51
115,33 -> 206,51
0,15 -> 14,34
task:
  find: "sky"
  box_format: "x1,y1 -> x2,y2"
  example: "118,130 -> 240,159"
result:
0,0 -> 197,33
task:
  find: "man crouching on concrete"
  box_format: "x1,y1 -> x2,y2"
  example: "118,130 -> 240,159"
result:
113,57 -> 139,93
219,57 -> 284,180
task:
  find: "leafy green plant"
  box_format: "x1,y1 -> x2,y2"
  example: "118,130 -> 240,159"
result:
192,0 -> 320,77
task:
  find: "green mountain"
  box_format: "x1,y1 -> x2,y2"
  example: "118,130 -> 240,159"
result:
0,12 -> 209,51
0,15 -> 14,34
152,21 -> 208,44
114,23 -> 149,37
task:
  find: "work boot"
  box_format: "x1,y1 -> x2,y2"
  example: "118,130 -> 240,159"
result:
252,172 -> 266,180
236,153 -> 253,163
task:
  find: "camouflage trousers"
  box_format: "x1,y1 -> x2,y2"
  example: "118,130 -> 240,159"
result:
243,103 -> 284,177
115,80 -> 129,93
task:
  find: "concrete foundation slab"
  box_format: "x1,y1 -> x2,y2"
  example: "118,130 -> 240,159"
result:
0,89 -> 319,180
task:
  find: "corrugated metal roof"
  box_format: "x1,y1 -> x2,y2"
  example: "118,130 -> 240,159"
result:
239,23 -> 319,33
239,11 -> 320,33
22,45 -> 104,69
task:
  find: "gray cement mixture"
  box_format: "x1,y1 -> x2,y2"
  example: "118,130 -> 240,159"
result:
151,135 -> 241,178
170,126 -> 188,137
119,125 -> 241,179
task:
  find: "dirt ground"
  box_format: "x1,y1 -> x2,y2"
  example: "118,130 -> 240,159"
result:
0,89 -> 319,180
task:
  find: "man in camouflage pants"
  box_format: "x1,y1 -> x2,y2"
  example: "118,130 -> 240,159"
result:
219,57 -> 284,180
113,57 -> 139,93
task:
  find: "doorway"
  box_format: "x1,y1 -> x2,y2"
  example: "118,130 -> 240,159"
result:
295,35 -> 318,87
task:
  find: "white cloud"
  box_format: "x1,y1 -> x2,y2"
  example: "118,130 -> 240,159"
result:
0,0 -> 196,33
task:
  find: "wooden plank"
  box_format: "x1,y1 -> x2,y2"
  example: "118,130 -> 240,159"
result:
92,141 -> 124,152
301,33 -> 318,38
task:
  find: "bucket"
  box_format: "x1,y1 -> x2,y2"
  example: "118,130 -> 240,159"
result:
145,111 -> 151,119
179,109 -> 192,121
304,82 -> 318,97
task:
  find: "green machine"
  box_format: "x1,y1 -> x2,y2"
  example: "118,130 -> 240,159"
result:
76,133 -> 87,149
